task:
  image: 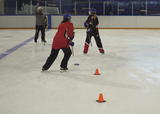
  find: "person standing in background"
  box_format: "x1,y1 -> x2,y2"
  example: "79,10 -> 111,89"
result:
34,2 -> 47,43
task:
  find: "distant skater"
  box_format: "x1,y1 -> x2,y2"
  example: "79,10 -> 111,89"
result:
34,2 -> 47,43
42,14 -> 75,71
83,8 -> 104,54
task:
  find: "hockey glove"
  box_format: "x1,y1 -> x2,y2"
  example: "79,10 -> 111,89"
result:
69,41 -> 74,46
84,22 -> 88,28
69,32 -> 75,40
43,18 -> 48,28
87,28 -> 92,34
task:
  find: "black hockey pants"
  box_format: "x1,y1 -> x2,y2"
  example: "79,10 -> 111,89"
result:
42,48 -> 72,70
85,34 -> 103,48
34,25 -> 45,42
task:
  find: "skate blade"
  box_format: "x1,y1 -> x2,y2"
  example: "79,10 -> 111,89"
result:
60,70 -> 67,73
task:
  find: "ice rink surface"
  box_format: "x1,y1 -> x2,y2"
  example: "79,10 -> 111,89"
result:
0,29 -> 160,114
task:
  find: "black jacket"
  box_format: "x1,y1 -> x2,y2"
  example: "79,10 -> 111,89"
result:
86,14 -> 99,35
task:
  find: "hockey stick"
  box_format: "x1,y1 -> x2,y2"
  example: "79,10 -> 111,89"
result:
86,26 -> 92,47
88,33 -> 92,47
71,46 -> 74,56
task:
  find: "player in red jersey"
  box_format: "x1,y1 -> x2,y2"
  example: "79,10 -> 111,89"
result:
83,8 -> 104,54
42,14 -> 74,71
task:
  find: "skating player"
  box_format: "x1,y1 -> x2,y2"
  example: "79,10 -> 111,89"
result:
34,2 -> 47,43
83,8 -> 104,54
42,14 -> 74,71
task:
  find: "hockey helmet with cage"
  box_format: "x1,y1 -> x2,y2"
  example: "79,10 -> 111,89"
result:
89,8 -> 96,15
63,13 -> 71,21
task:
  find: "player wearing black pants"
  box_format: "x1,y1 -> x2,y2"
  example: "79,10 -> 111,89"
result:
34,2 -> 47,43
42,48 -> 71,70
42,13 -> 74,71
35,25 -> 45,42
83,8 -> 104,54
85,32 -> 103,52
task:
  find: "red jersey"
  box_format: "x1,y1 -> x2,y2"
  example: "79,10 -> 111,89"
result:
52,22 -> 74,49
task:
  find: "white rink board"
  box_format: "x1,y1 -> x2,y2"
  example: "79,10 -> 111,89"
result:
0,15 -> 160,28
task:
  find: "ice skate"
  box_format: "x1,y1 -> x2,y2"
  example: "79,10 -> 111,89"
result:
83,52 -> 87,54
60,67 -> 68,73
101,51 -> 104,54
34,39 -> 37,43
41,68 -> 46,72
41,40 -> 46,46
41,40 -> 46,43
60,67 -> 68,70
99,48 -> 104,54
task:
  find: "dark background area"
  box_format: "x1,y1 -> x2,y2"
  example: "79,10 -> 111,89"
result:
3,0 -> 160,15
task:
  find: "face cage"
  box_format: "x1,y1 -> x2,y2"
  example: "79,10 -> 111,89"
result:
68,15 -> 71,21
88,11 -> 96,15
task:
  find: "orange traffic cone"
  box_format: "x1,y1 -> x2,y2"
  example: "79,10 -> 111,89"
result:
96,93 -> 106,103
94,69 -> 100,75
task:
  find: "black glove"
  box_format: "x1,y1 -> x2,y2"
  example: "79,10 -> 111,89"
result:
69,41 -> 74,46
69,32 -> 75,40
43,18 -> 48,28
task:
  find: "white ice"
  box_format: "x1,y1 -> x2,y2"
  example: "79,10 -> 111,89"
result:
0,29 -> 160,114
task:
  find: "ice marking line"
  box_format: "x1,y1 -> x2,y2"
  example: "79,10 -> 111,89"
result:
0,29 -> 50,60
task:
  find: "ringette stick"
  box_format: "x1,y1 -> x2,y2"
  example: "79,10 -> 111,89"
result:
71,46 -> 74,56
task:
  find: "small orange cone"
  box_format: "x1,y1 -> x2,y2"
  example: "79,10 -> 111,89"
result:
96,93 -> 106,103
94,69 -> 100,75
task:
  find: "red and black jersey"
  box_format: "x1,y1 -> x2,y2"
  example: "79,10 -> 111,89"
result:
86,14 -> 99,35
52,22 -> 74,49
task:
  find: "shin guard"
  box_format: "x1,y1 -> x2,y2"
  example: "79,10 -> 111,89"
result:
83,43 -> 89,53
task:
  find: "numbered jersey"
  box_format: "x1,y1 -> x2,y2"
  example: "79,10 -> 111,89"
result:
52,22 -> 74,49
